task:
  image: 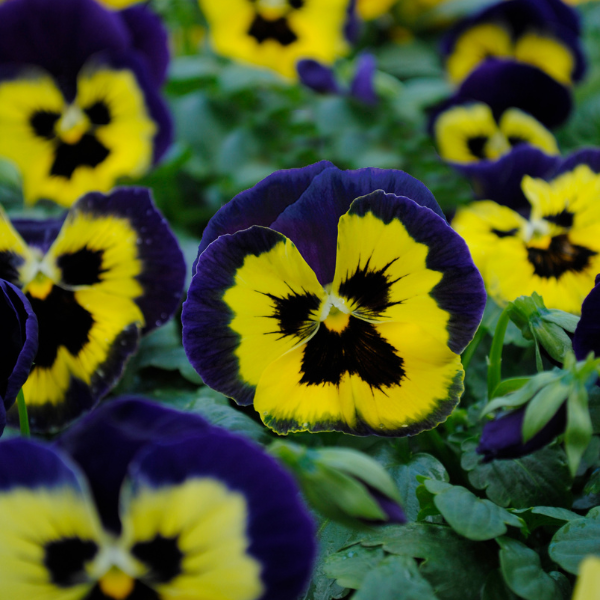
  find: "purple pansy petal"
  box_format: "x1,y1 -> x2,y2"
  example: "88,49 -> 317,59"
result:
0,281 -> 38,415
13,217 -> 66,255
271,167 -> 445,284
184,227 -> 292,406
458,61 -> 572,129
120,4 -> 169,87
350,53 -> 377,105
74,187 -> 185,333
297,60 -> 341,94
477,403 -> 567,461
441,0 -> 584,82
129,431 -> 316,600
56,397 -> 209,533
0,0 -> 129,100
344,0 -> 361,44
453,145 -> 560,213
553,148 -> 600,179
195,161 -> 335,262
348,191 -> 486,353
574,275 -> 600,360
0,438 -> 85,490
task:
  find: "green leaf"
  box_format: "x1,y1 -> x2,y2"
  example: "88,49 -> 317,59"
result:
565,384 -> 594,476
543,310 -> 580,333
461,441 -> 572,508
522,382 -> 569,442
370,443 -> 448,521
498,537 -> 562,600
359,523 -> 496,600
492,377 -> 530,398
323,545 -> 386,589
416,480 -> 441,521
549,506 -> 600,574
302,519 -> 360,600
353,556 -> 439,600
482,570 -> 519,600
482,371 -> 561,416
424,480 -> 523,541
510,507 -> 580,533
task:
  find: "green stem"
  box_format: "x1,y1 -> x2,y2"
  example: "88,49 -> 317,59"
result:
488,308 -> 511,400
16,389 -> 30,438
462,326 -> 484,370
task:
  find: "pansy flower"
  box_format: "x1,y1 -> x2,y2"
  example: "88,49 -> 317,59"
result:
453,152 -> 600,314
297,53 -> 377,104
198,0 -> 352,79
0,280 -> 38,435
441,0 -> 585,86
0,397 -> 316,599
0,0 -> 171,207
183,163 -> 486,436
0,187 -> 185,432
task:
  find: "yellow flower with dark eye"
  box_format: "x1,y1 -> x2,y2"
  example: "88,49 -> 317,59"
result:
0,188 -> 185,433
183,164 -> 486,436
454,164 -> 600,314
442,0 -> 585,86
434,102 -> 559,164
199,0 -> 351,79
0,0 -> 172,208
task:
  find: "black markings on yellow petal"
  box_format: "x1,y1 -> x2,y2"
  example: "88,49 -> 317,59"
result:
58,248 -> 105,286
51,135 -> 111,179
264,288 -> 320,340
527,234 -> 596,278
338,257 -> 403,319
248,14 -> 298,46
545,209 -> 574,229
491,228 -> 518,238
132,535 -> 183,584
27,287 -> 94,369
30,110 -> 60,139
84,101 -> 111,127
0,250 -> 25,285
466,135 -> 489,159
300,317 -> 405,389
44,537 -> 98,587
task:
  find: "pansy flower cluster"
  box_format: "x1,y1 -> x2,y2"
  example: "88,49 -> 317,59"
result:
0,0 -> 171,207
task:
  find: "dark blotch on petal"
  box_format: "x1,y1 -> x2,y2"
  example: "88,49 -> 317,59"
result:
57,248 -> 105,286
51,134 -> 110,179
0,251 -> 25,285
248,14 -> 297,46
527,234 -> 596,278
44,537 -> 98,587
132,535 -> 183,584
339,257 -> 402,318
84,101 -> 111,126
265,289 -> 320,339
30,110 -> 60,140
545,209 -> 574,229
467,135 -> 488,160
300,318 -> 405,389
27,286 -> 94,368
477,403 -> 566,461
492,228 -> 518,238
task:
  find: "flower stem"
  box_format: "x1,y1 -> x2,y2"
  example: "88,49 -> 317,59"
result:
487,307 -> 511,400
462,326 -> 484,370
16,389 -> 30,438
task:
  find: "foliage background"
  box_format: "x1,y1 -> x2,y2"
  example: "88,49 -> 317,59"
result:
3,0 -> 600,598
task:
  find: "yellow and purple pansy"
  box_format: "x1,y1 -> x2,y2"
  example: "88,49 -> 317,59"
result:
441,0 -> 585,86
0,280 -> 38,435
198,0 -> 352,79
454,149 -> 600,314
183,163 -> 486,436
0,398 -> 315,599
0,0 -> 171,208
429,61 -> 569,167
0,187 -> 185,432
